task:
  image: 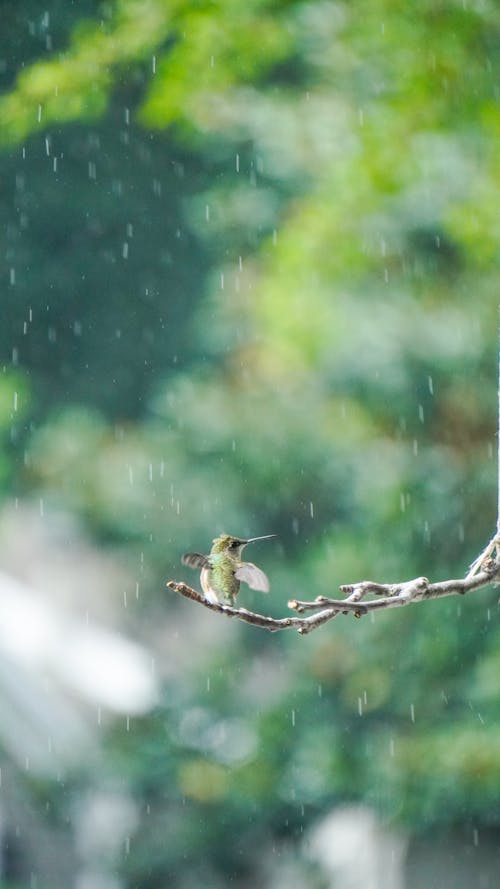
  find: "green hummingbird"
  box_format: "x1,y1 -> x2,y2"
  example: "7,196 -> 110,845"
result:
182,533 -> 275,606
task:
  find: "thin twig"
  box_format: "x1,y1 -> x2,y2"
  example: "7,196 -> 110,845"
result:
167,559 -> 500,636
467,536 -> 499,577
291,567 -> 498,616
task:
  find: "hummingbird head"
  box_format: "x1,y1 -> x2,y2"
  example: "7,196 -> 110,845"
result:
211,533 -> 275,558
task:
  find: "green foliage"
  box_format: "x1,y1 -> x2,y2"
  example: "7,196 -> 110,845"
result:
2,0 -> 500,885
0,0 -> 171,145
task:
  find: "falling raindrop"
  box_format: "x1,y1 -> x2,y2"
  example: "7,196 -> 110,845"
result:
423,520 -> 430,543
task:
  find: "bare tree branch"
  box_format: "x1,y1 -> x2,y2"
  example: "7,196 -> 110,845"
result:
167,558 -> 500,636
166,581 -> 367,635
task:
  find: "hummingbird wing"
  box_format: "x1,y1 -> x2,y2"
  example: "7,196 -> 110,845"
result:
235,562 -> 270,592
182,552 -> 211,569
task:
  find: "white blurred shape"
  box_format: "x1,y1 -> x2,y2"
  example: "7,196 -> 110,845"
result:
75,790 -> 138,860
55,626 -> 156,714
0,570 -> 157,774
0,570 -> 156,714
307,805 -> 407,889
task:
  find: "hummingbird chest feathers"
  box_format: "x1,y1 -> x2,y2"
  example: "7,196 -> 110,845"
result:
202,554 -> 241,606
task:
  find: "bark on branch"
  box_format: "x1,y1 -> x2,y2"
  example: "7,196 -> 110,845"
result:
167,556 -> 500,636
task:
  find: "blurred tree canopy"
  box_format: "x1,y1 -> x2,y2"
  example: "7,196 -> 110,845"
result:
2,0 -> 500,886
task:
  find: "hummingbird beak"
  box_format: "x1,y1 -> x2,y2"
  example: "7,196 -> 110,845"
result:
245,534 -> 276,543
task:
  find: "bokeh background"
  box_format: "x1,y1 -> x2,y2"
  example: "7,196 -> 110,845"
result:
1,1 -> 500,887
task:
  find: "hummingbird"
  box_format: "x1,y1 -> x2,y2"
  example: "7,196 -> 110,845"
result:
182,533 -> 275,606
